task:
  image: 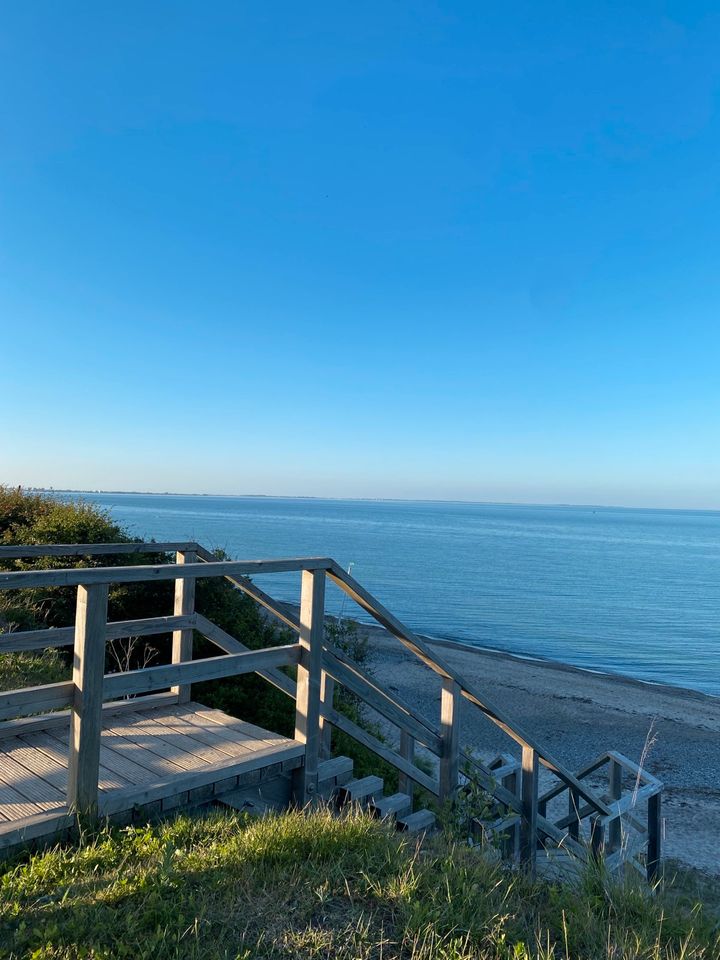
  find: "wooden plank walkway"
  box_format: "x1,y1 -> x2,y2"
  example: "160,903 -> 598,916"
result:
0,701 -> 304,851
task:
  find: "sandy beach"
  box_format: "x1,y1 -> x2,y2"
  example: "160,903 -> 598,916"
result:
319,614 -> 720,877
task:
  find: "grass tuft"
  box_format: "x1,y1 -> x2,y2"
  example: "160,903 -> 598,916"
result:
0,807 -> 717,959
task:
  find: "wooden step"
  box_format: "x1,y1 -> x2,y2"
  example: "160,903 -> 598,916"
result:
396,809 -> 436,834
317,756 -> 354,789
336,776 -> 384,806
369,792 -> 412,820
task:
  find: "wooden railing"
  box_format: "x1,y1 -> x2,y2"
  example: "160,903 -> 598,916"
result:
0,541 -> 663,877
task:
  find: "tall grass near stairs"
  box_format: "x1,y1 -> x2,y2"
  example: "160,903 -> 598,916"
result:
1,807 -> 717,960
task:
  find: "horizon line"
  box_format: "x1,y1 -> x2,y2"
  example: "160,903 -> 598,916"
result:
20,486 -> 720,515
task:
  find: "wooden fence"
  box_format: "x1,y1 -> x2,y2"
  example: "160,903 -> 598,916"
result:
0,541 -> 662,877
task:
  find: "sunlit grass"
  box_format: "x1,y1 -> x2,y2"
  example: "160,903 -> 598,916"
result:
0,806 -> 717,959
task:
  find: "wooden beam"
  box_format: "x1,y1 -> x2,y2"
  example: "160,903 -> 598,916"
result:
193,614 -> 297,699
0,557 -> 334,591
194,545 -> 302,633
321,645 -> 443,755
67,583 -> 109,820
321,703 -> 440,795
397,731 -> 415,802
327,562 -> 611,817
0,682 -> 74,722
103,644 -> 302,699
293,570 -> 325,804
519,745 -> 538,872
0,692 -> 178,740
439,677 -> 460,800
171,550 -> 196,703
319,672 -> 334,761
0,615 -> 197,654
647,792 -> 662,882
608,758 -> 622,852
0,542 -> 197,560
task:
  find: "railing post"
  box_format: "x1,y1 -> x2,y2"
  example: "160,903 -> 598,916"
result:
567,787 -> 581,842
67,582 -> 109,821
439,676 -> 460,801
519,745 -> 538,871
647,792 -> 662,882
590,815 -> 605,860
319,671 -> 334,760
398,731 -> 415,803
172,549 -> 196,703
501,765 -> 520,861
608,758 -> 622,853
293,569 -> 325,805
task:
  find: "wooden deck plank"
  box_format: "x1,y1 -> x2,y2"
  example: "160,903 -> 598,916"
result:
34,730 -> 152,790
119,711 -> 235,766
179,705 -> 291,750
0,751 -> 65,807
130,709 -> 256,762
0,700 -> 304,834
20,732 -> 133,792
142,707 -> 259,759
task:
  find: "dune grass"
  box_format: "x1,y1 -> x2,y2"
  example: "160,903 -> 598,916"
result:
0,806 -> 717,960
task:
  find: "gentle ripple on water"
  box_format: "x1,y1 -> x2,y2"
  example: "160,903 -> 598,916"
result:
54,493 -> 720,697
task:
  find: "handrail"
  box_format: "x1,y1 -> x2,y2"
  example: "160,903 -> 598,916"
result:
326,561 -> 611,817
0,540 -> 662,876
0,541 -> 199,560
0,615 -> 197,653
0,556 -> 334,590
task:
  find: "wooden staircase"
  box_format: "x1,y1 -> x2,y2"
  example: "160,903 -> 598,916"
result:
0,541 -> 662,879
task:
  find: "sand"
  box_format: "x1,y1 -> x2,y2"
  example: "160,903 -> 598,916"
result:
272,599 -> 720,875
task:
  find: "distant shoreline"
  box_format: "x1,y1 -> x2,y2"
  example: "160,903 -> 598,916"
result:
29,488 -> 720,515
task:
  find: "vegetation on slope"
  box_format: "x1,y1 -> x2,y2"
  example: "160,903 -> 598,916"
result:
0,807 -> 718,960
0,485 -> 294,734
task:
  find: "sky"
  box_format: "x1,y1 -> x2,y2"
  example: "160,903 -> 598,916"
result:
1,2 -> 719,508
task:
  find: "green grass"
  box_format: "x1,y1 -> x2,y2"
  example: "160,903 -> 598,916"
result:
0,807 -> 717,960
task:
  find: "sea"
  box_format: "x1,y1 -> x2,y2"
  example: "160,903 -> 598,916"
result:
54,492 -> 720,698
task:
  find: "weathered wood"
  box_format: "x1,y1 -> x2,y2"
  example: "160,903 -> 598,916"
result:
293,570 -> 325,804
100,741 -> 304,817
0,682 -> 74,722
397,731 -> 415,802
0,692 -> 178,741
67,583 -> 109,819
519,745 -> 538,871
608,758 -> 622,852
103,644 -> 302,699
439,677 -> 460,800
194,546 -> 302,633
567,787 -> 581,842
647,792 -> 662,882
0,542 -> 196,560
321,701 -> 440,795
490,753 -> 520,860
0,808 -> 75,853
319,672 -> 334,761
590,815 -> 605,859
194,614 -> 297,699
321,646 -> 443,755
171,550 -> 196,703
0,557 -> 334,591
0,615 -> 197,654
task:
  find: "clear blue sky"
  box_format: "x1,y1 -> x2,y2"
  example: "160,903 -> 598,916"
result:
2,2 -> 719,508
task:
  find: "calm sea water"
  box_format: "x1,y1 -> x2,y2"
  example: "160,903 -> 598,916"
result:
57,493 -> 720,697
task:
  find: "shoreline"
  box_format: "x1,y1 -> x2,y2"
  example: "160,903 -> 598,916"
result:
421,631 -> 720,707
276,601 -> 720,875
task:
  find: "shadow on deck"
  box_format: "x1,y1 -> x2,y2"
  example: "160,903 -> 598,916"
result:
0,700 -> 303,854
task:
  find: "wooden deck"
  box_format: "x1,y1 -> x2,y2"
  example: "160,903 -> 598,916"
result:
0,701 -> 304,852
